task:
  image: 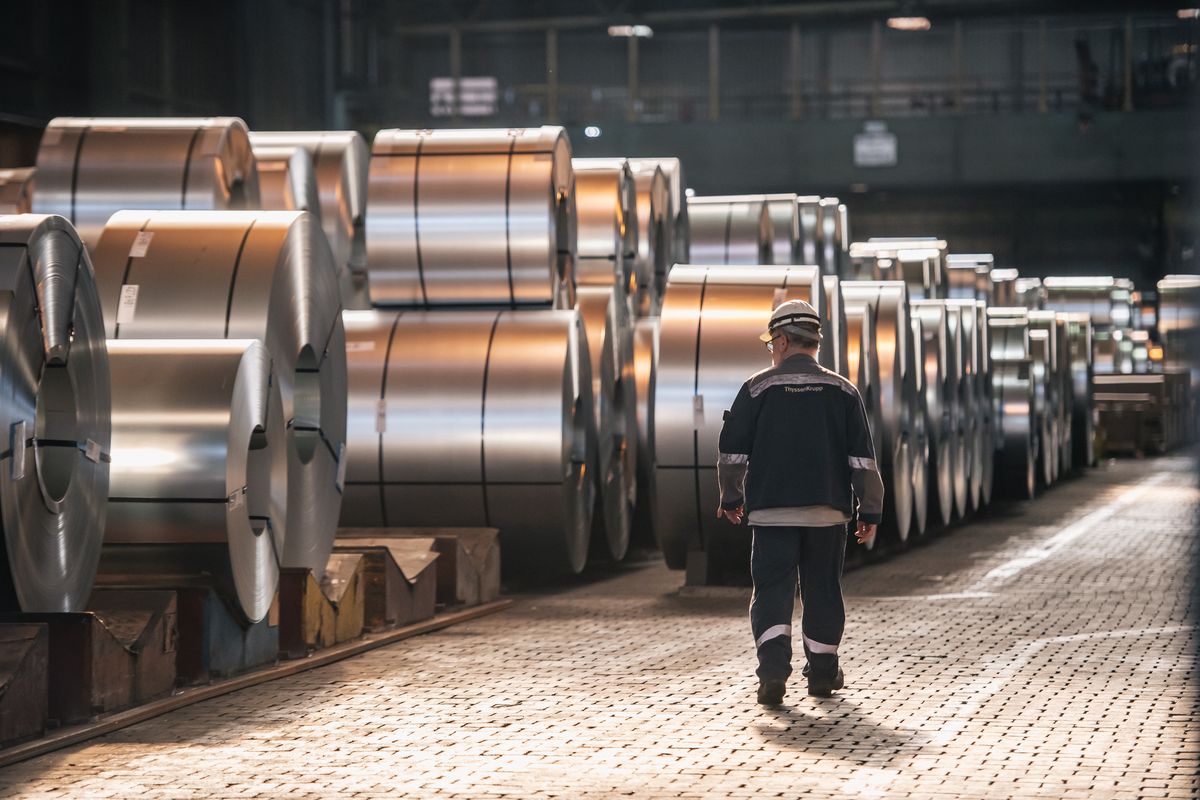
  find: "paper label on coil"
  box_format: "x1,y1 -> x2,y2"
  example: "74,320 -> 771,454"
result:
117,285 -> 140,324
41,128 -> 62,146
345,340 -> 376,353
84,439 -> 100,463
375,399 -> 387,434
128,231 -> 154,258
335,443 -> 347,493
10,421 -> 24,481
693,394 -> 704,425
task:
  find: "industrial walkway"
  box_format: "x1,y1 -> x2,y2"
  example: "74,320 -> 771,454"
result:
1,455 -> 1197,799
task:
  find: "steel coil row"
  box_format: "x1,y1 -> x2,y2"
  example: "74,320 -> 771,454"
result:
946,254 -> 994,303
848,239 -> 948,300
1157,275 -> 1200,388
340,309 -> 594,574
686,195 -> 773,265
0,168 -> 34,214
628,157 -> 688,269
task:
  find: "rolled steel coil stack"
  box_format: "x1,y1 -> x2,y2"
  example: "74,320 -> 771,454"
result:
1157,275 -> 1200,389
1043,276 -> 1136,375
1028,311 -> 1063,486
840,281 -> 925,543
0,215 -> 111,613
628,157 -> 688,266
987,308 -> 1037,499
626,160 -> 670,316
685,195 -> 773,265
1060,313 -> 1097,468
367,126 -> 577,309
947,299 -> 994,511
249,144 -> 321,219
571,157 -> 640,561
990,268 -> 1020,307
357,126 -> 600,574
946,254 -> 994,303
340,309 -> 594,574
0,168 -> 34,214
847,239 -> 948,300
249,131 -> 371,309
841,300 -> 884,550
1015,278 -> 1047,310
33,117 -> 261,250
91,210 -> 348,579
818,198 -> 850,277
103,340 -> 287,623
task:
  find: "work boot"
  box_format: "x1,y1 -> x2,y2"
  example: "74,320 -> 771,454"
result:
757,678 -> 787,706
806,653 -> 844,697
801,641 -> 812,678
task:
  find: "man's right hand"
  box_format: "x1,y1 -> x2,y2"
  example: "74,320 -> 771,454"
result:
854,521 -> 876,544
716,504 -> 745,525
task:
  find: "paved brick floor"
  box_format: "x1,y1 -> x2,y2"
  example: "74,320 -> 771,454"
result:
2,455 -> 1197,799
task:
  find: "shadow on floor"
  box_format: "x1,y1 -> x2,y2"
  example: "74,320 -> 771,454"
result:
755,695 -> 926,767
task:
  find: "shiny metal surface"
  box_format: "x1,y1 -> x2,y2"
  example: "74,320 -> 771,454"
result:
840,281 -> 920,543
987,308 -> 1036,499
33,117 -> 260,250
250,145 -> 321,219
946,253 -> 994,302
91,209 -> 347,579
631,316 -> 660,547
104,340 -> 286,623
1015,278 -> 1046,310
764,194 -> 800,265
572,158 -> 638,300
0,215 -> 110,612
942,303 -> 971,518
247,131 -> 370,309
626,161 -> 669,316
843,300 -> 883,551
1029,311 -> 1062,485
990,268 -> 1020,307
340,309 -> 594,574
910,301 -> 955,527
367,126 -> 576,308
817,198 -> 848,277
627,157 -> 687,266
685,196 -> 772,265
655,265 -> 848,567
822,275 -> 850,378
858,238 -> 948,300
1060,313 -> 1096,468
576,285 -> 637,561
1042,276 -> 1134,329
946,300 -> 986,513
0,168 -> 34,214
796,196 -> 820,268
1156,275 -> 1200,388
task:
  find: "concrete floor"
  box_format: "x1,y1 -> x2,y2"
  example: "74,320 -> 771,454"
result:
1,454 -> 1197,799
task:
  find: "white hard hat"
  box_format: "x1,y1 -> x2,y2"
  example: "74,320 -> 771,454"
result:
759,299 -> 821,343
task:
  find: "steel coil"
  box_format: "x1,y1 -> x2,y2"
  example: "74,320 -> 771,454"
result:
33,117 -> 260,250
0,168 -> 34,214
764,194 -> 800,265
942,303 -> 971,518
990,268 -> 1020,307
860,238 -> 948,300
685,195 -> 772,265
626,160 -> 670,316
630,316 -> 659,548
1030,311 -> 1065,483
796,196 -> 820,268
1157,275 -> 1200,388
628,157 -> 688,265
911,301 -> 957,527
822,275 -> 850,379
841,281 -> 921,543
576,285 -> 637,561
91,209 -> 347,579
250,145 -> 321,219
842,300 -> 883,551
0,215 -> 110,612
247,131 -> 370,309
1015,278 -> 1046,310
946,253 -> 994,303
367,126 -> 576,308
656,265 -> 846,569
1027,327 -> 1055,486
1042,276 -> 1133,329
1060,313 -> 1096,467
573,158 -> 638,300
1053,316 -> 1075,473
946,300 -> 987,512
340,309 -> 594,574
817,198 -> 849,277
103,340 -> 286,623
987,308 -> 1036,499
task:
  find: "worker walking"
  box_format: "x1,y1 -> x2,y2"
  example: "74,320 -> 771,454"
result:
716,300 -> 883,706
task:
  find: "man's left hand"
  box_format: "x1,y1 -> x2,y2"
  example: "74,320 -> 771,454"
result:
716,504 -> 745,525
853,521 -> 876,544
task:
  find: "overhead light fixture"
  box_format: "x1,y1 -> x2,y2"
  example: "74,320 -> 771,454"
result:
1178,8 -> 1200,18
887,16 -> 932,31
608,25 -> 653,38
584,126 -> 602,139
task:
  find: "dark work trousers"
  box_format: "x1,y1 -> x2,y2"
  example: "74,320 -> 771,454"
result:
749,524 -> 847,681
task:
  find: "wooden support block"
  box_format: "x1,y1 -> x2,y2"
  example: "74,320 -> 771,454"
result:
278,554 -> 365,658
93,576 -> 277,685
0,624 -> 48,746
334,536 -> 440,624
87,591 -> 177,706
339,528 -> 499,608
0,590 -> 176,725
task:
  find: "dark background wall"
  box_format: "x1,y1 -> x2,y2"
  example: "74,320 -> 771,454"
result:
0,0 -> 1196,289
